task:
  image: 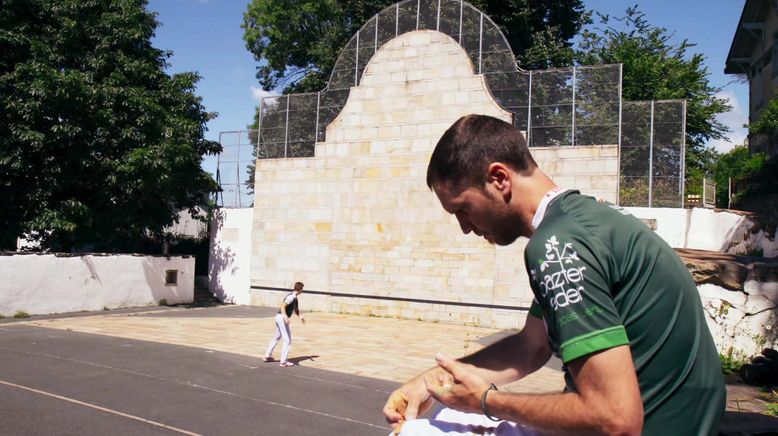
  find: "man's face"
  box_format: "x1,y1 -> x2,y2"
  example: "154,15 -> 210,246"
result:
432,179 -> 527,246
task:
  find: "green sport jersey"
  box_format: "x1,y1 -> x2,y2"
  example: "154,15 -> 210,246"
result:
524,191 -> 725,435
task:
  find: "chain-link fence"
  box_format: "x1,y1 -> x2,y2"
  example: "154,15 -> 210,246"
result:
243,0 -> 686,208
256,0 -> 623,154
215,130 -> 255,208
619,100 -> 686,208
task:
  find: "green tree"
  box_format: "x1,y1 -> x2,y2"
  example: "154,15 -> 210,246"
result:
749,94 -> 778,136
242,0 -> 588,94
0,0 -> 221,251
713,146 -> 766,208
576,7 -> 731,181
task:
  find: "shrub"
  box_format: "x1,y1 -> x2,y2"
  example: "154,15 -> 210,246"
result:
720,349 -> 747,375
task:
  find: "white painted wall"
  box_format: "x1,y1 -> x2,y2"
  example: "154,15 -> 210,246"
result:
0,254 -> 194,317
626,206 -> 778,256
208,208 -> 253,305
699,281 -> 778,357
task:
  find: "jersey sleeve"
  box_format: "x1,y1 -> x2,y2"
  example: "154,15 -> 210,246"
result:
283,294 -> 296,305
528,299 -> 543,319
525,231 -> 629,364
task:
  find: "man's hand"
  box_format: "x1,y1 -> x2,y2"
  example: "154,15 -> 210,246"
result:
383,374 -> 436,432
300,315 -> 306,324
427,353 -> 488,413
283,316 -> 290,324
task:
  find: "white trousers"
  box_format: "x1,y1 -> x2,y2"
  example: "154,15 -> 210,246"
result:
394,406 -> 539,436
265,314 -> 292,362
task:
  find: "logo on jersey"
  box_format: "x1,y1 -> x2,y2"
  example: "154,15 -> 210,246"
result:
530,235 -> 586,311
608,204 -> 631,216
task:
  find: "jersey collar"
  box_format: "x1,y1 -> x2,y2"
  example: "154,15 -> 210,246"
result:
531,187 -> 567,230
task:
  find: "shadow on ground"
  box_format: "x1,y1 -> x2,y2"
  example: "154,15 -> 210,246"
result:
719,411 -> 778,435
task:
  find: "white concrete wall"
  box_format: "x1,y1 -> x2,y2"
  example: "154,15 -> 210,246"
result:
626,206 -> 778,256
699,281 -> 778,357
0,254 -> 194,317
208,208 -> 253,305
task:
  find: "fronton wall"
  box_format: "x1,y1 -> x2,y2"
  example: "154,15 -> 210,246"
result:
250,30 -> 618,328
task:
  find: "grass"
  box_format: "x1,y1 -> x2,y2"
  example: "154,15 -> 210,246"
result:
760,387 -> 778,417
13,311 -> 30,318
158,299 -> 168,306
719,350 -> 748,375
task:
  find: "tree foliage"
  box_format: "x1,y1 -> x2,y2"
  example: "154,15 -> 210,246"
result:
576,7 -> 731,178
713,146 -> 766,208
0,0 -> 221,251
749,94 -> 778,135
242,0 -> 589,94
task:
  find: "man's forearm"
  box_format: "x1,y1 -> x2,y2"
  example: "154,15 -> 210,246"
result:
459,330 -> 550,386
487,390 -> 639,435
485,346 -> 643,435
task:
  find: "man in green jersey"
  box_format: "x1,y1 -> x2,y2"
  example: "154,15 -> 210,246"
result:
383,115 -> 725,435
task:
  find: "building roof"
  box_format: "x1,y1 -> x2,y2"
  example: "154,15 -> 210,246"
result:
725,0 -> 771,74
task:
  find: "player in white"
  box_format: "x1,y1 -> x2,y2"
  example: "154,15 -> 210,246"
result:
263,282 -> 305,367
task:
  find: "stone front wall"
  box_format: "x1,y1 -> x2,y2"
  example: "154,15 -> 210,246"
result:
250,30 -> 618,329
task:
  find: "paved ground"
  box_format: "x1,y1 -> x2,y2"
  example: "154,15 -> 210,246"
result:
2,304 -> 777,435
6,305 -> 566,392
0,305 -> 563,436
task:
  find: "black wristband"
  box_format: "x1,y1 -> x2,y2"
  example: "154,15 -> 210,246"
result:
480,383 -> 500,422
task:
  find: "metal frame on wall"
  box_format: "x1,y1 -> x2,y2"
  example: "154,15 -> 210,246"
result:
242,0 -> 685,208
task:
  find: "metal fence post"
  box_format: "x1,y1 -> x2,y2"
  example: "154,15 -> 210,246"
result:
355,31 -> 360,86
680,99 -> 687,208
570,66 -> 575,145
617,65 -> 623,206
728,177 -> 732,209
256,99 -> 263,159
416,0 -> 420,30
315,92 -> 320,143
235,131 -> 242,207
284,96 -> 290,158
648,101 -> 654,208
527,71 -> 533,147
478,12 -> 483,74
458,0 -> 463,44
437,0 -> 441,31
703,177 -> 707,208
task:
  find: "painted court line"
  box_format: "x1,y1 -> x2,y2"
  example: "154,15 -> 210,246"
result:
0,379 -> 201,435
1,345 -> 388,431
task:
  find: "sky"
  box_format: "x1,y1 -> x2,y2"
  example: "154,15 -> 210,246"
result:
147,0 -> 748,163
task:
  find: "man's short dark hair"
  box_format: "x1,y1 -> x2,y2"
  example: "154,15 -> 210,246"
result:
426,115 -> 536,190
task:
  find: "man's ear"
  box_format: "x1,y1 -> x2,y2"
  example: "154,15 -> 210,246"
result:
487,162 -> 512,197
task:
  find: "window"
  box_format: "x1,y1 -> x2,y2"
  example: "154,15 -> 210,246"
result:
165,269 -> 178,286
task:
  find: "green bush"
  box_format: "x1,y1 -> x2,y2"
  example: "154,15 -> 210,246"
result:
766,403 -> 778,417
719,350 -> 747,375
13,311 -> 30,318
